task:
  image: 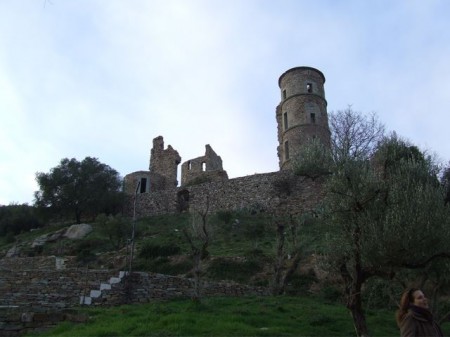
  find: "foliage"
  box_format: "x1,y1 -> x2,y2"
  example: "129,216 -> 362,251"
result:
293,107 -> 450,336
133,256 -> 192,275
34,157 -> 123,224
74,239 -> 101,265
96,214 -> 130,250
292,138 -> 333,179
206,257 -> 264,283
216,210 -> 233,224
441,162 -> 450,205
138,242 -> 182,259
0,204 -> 43,236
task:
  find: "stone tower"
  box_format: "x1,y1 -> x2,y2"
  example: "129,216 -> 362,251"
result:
149,136 -> 181,190
276,66 -> 331,170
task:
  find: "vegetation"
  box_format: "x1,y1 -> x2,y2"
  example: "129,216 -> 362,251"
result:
34,157 -> 123,223
26,296 -> 419,337
293,108 -> 450,336
0,203 -> 43,236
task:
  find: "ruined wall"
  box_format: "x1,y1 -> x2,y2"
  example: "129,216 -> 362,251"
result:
123,171 -> 152,195
181,144 -> 228,186
149,136 -> 181,190
126,170 -> 325,218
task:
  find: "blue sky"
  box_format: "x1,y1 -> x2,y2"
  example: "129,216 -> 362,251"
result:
1,0 -> 450,205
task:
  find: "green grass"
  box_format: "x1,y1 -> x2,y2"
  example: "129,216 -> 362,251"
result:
26,296 -> 406,337
6,212 -> 450,337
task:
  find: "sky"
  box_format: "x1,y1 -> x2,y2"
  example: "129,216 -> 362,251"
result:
1,0 -> 450,205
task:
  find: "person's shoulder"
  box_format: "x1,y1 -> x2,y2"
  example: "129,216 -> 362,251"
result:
401,312 -> 414,321
400,312 -> 415,328
400,312 -> 416,336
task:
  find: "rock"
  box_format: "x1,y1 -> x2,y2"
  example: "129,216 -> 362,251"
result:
6,245 -> 21,257
64,224 -> 92,240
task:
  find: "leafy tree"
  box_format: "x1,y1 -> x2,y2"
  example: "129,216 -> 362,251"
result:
294,108 -> 450,337
0,203 -> 43,236
34,157 -> 123,223
441,162 -> 450,205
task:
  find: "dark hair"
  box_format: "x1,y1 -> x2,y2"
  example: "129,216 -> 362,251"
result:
395,288 -> 419,326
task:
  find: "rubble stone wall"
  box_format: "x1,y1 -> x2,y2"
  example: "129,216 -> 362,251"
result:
128,170 -> 325,218
0,268 -> 269,336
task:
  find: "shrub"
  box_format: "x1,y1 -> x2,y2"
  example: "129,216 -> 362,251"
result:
216,210 -> 233,224
139,242 -> 182,259
206,257 -> 263,283
134,256 -> 192,275
285,269 -> 318,295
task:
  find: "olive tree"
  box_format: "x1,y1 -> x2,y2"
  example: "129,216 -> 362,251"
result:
293,108 -> 450,337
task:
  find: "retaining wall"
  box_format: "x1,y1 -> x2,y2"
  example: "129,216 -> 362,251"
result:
0,261 -> 270,336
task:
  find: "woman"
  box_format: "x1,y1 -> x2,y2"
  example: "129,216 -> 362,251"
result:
396,288 -> 444,337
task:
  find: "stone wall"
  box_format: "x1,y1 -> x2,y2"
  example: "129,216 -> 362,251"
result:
99,271 -> 270,305
0,266 -> 270,336
127,170 -> 324,218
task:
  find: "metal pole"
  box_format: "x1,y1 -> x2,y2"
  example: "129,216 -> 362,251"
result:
129,180 -> 141,274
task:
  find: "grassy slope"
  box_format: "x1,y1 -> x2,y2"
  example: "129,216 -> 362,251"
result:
3,213 -> 449,336
29,296 -> 409,337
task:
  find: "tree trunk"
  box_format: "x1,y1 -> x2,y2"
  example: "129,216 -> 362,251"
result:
349,293 -> 370,337
340,262 -> 371,337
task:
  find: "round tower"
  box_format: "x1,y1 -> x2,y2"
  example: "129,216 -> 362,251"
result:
276,66 -> 331,170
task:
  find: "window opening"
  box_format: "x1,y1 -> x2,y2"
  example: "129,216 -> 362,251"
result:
310,113 -> 316,124
140,178 -> 147,193
306,83 -> 312,93
284,141 -> 290,160
188,161 -> 192,170
283,112 -> 288,130
282,89 -> 287,99
202,162 -> 206,171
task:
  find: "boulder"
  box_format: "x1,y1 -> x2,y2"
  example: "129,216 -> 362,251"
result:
64,224 -> 93,240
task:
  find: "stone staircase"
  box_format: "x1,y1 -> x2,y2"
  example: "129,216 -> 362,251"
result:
79,271 -> 128,305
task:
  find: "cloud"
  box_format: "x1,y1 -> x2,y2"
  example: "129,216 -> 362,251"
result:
1,0 -> 450,204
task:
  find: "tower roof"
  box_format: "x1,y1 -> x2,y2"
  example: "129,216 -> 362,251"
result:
278,66 -> 326,87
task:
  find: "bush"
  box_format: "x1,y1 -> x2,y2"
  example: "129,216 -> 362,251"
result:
0,204 -> 43,236
207,257 -> 263,283
139,242 -> 182,259
320,285 -> 343,303
216,211 -> 233,224
72,239 -> 105,265
134,256 -> 192,275
285,269 -> 318,295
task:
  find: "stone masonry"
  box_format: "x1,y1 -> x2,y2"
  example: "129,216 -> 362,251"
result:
123,66 -> 330,219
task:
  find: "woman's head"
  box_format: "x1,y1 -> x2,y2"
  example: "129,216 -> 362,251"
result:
400,288 -> 428,309
396,288 -> 429,325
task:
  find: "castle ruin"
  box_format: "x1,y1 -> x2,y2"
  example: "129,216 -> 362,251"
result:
123,66 -> 330,217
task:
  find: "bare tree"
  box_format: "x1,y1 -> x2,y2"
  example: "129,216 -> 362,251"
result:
182,194 -> 212,302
